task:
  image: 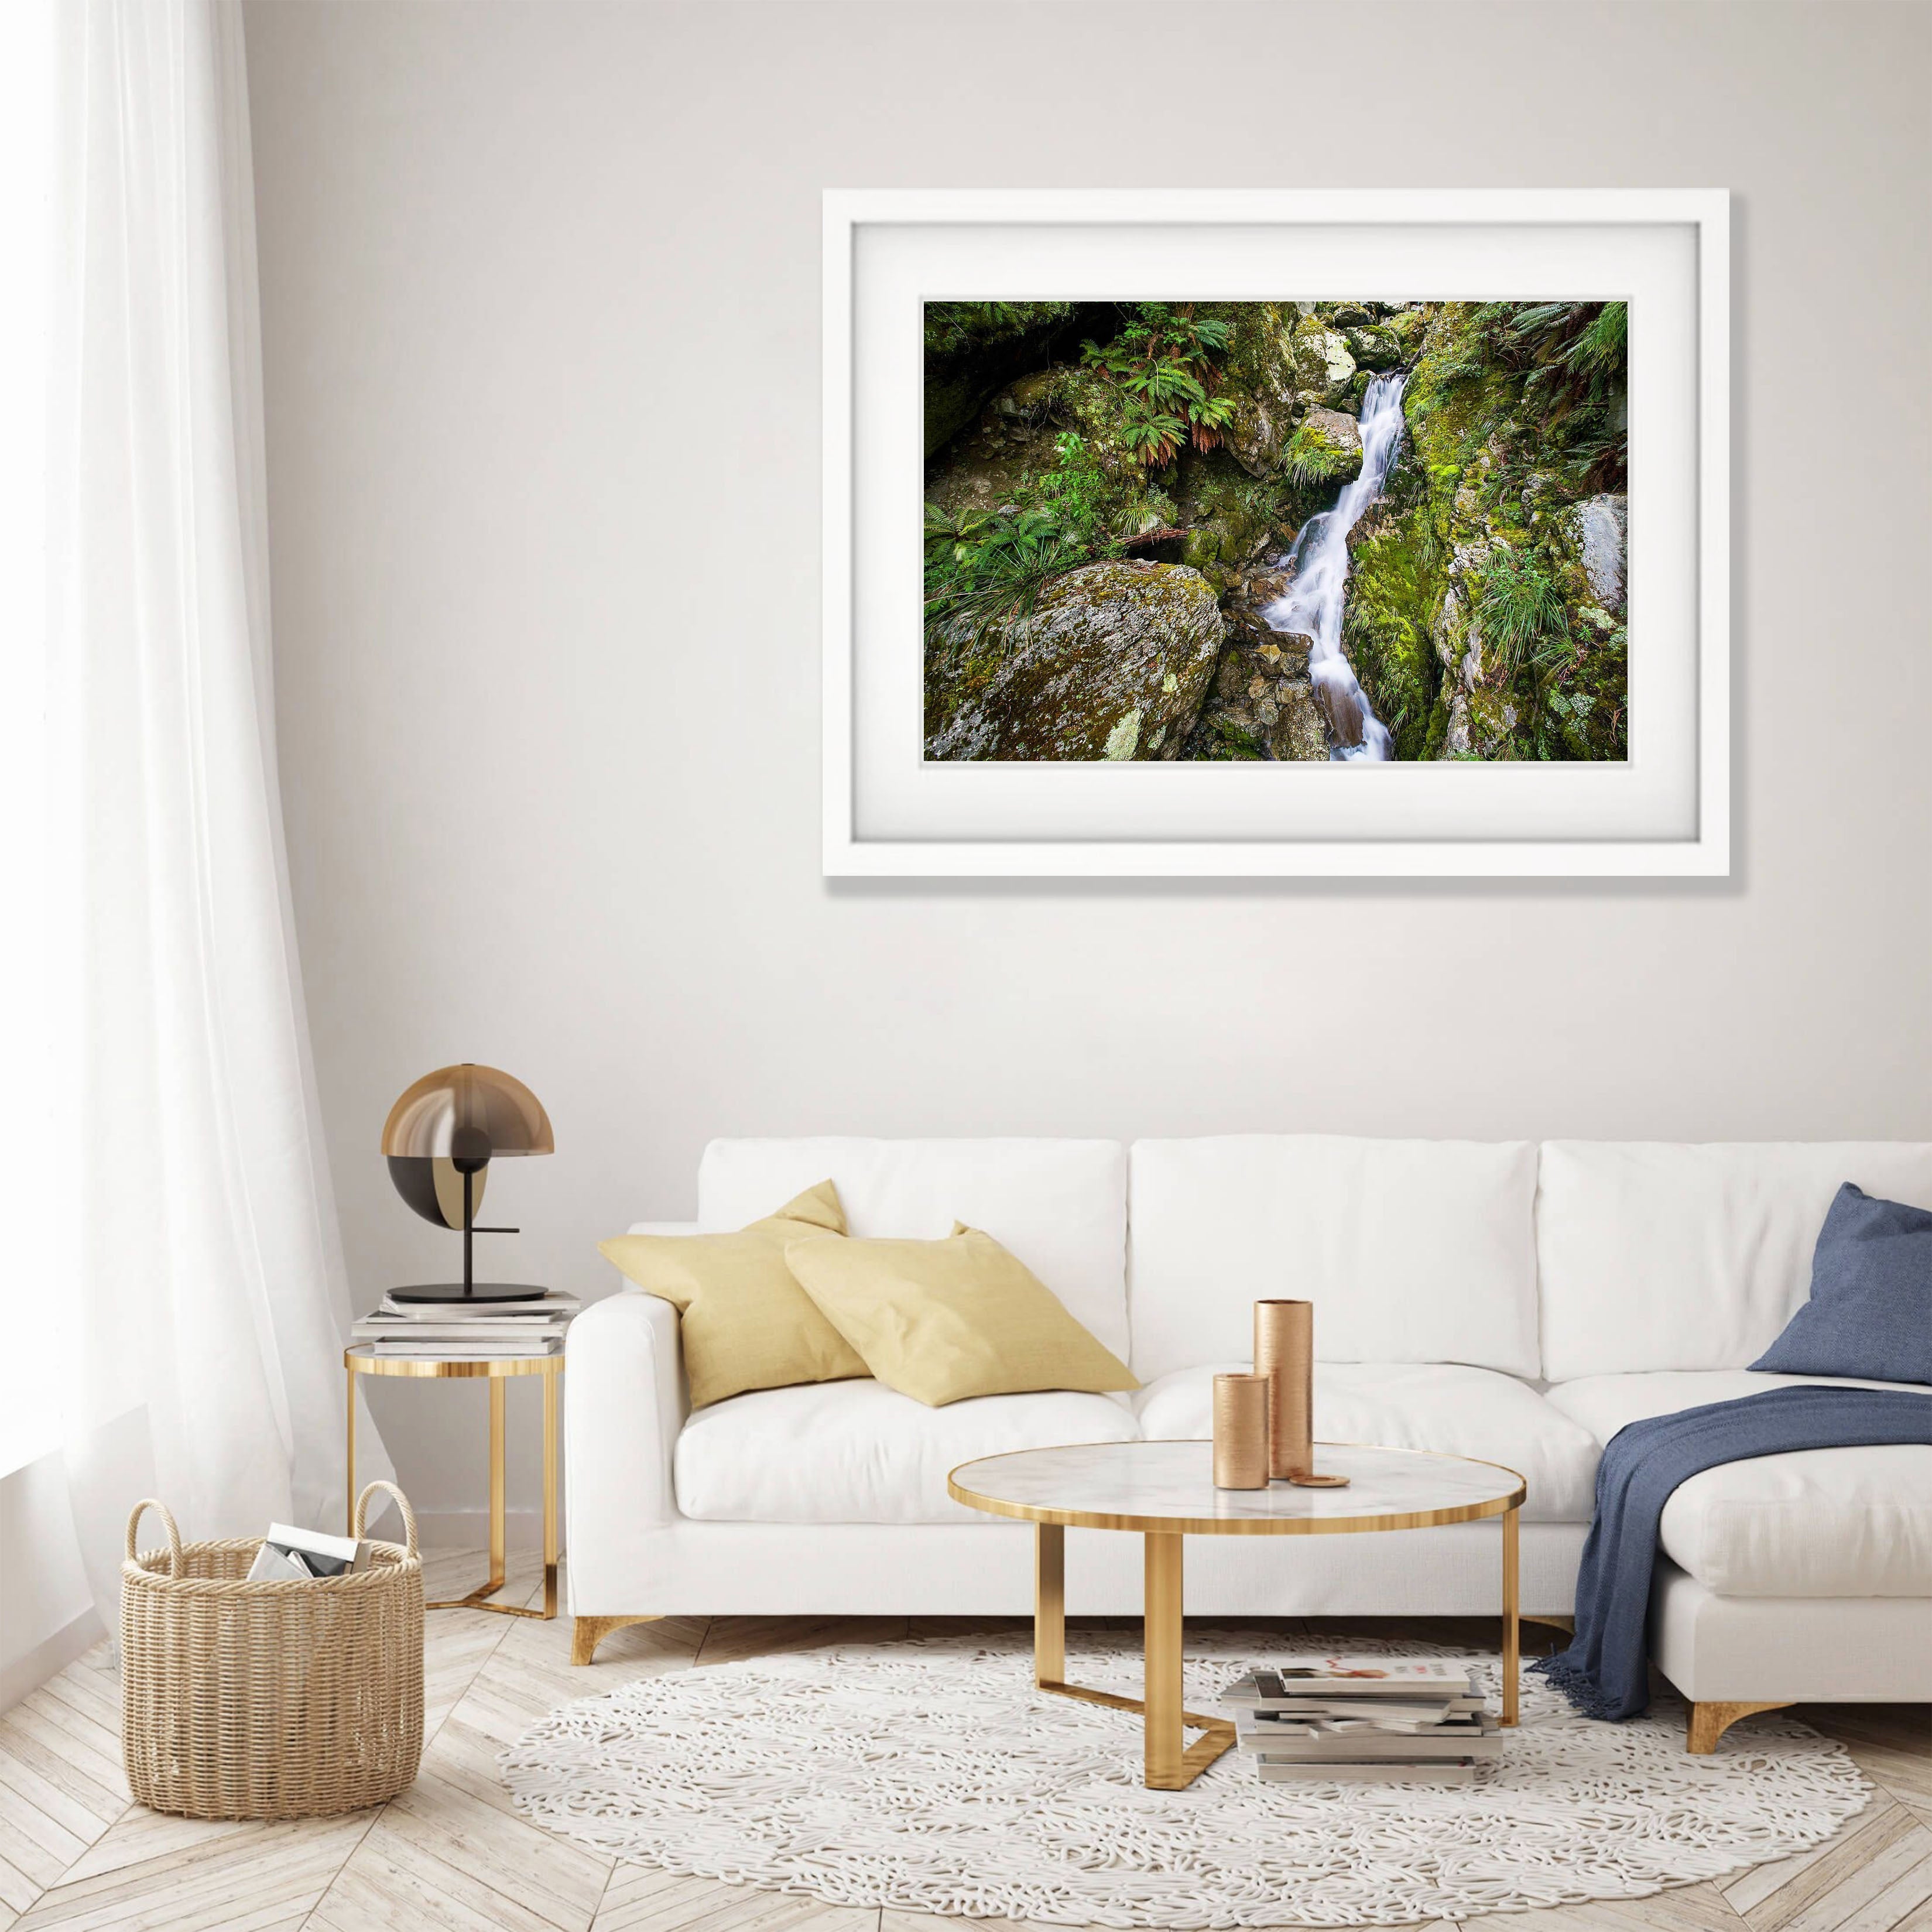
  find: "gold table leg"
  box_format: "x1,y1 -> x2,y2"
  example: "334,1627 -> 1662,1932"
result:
1035,1522 -> 1065,1686
1502,1503 -> 1520,1726
344,1364 -> 356,1534
1030,1522 -> 1234,1790
425,1371 -> 561,1619
541,1366 -> 559,1618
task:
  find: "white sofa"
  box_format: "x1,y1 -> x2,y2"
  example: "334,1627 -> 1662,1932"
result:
566,1136 -> 1932,1746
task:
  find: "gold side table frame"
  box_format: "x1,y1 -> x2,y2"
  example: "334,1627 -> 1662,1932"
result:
345,1345 -> 561,1619
951,1440 -> 1526,1791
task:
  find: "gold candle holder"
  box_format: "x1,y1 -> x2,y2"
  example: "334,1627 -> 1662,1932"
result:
1253,1299 -> 1349,1488
1211,1373 -> 1269,1489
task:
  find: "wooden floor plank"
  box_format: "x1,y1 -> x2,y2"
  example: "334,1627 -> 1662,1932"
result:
1,1708 -> 119,1813
377,1766 -> 609,1927
1746,1810 -> 1932,1932
0,1757 -> 120,1859
10,1811 -> 371,1930
0,1855 -> 40,1920
1831,1851 -> 1932,1932
0,1721 -> 123,1834
0,1801 -> 83,1895
309,1814 -> 581,1932
57,1803 -> 380,1889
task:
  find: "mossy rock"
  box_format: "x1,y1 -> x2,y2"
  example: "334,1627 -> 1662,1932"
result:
1344,507 -> 1444,762
1292,407 -> 1364,484
1344,325 -> 1405,373
1293,324 -> 1358,405
926,561 -> 1224,761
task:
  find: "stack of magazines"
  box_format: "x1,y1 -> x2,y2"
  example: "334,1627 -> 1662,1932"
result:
1221,1660 -> 1501,1783
246,1522 -> 372,1582
351,1290 -> 580,1359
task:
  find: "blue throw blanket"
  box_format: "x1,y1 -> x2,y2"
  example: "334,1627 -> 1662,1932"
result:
1536,1385 -> 1932,1720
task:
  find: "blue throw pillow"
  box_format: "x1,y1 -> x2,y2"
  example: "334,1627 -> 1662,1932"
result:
1751,1183 -> 1932,1384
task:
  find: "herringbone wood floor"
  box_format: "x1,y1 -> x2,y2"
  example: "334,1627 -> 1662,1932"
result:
1,1553 -> 1926,1931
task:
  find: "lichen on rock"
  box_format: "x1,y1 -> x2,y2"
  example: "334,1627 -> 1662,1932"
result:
925,560 -> 1224,762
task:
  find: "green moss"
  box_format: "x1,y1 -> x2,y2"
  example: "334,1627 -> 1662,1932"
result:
1344,508 -> 1443,762
923,302 -> 1074,359
1420,693 -> 1451,762
1201,714 -> 1264,759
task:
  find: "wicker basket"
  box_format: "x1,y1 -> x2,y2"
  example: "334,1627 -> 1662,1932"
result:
121,1481 -> 424,1819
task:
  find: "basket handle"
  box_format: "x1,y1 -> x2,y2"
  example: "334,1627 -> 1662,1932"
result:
125,1499 -> 183,1577
352,1479 -> 417,1556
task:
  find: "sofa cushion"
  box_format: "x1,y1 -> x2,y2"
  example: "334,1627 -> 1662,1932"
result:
1546,1371 -> 1932,1597
1132,1362 -> 1598,1522
1536,1142 -> 1932,1381
598,1181 -> 865,1408
674,1379 -> 1139,1525
1128,1138 -> 1540,1382
1751,1184 -> 1932,1384
698,1139 -> 1129,1361
786,1227 -> 1137,1406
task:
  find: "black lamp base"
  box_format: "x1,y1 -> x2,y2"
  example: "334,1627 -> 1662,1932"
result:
388,1282 -> 553,1306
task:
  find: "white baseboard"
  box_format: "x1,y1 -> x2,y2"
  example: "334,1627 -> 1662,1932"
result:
1,1606 -> 108,1714
407,1507 -> 561,1553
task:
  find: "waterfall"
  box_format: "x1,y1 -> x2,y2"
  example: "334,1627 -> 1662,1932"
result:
1262,373 -> 1408,761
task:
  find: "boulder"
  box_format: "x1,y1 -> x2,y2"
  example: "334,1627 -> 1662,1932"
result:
1293,326 -> 1357,405
1382,307 -> 1427,355
989,370 -> 1056,426
1268,681 -> 1330,759
1344,325 -> 1406,372
1268,631 -> 1317,676
1224,393 -> 1282,478
1296,407 -> 1365,482
926,561 -> 1224,761
1567,494 -> 1628,614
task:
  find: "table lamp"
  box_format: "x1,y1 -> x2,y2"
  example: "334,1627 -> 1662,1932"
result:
382,1063 -> 554,1303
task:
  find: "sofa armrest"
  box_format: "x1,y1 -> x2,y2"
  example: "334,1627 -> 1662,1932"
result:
566,1288 -> 686,1558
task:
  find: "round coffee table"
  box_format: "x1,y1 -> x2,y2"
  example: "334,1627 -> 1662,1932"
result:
948,1439 -> 1526,1790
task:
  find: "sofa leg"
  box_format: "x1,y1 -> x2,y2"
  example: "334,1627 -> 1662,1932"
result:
573,1614 -> 662,1666
1687,1700 -> 1791,1753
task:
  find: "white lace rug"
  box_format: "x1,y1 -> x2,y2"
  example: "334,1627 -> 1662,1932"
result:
501,1632 -> 1870,1927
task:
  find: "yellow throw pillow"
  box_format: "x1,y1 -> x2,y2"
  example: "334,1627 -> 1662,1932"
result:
783,1223 -> 1138,1407
598,1181 -> 868,1408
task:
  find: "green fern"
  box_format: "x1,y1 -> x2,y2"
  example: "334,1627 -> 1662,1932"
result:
1078,304 -> 1232,467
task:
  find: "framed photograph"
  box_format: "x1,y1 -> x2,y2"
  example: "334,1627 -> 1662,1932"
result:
823,190 -> 1728,876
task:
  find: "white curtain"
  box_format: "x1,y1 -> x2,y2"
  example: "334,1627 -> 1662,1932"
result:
40,0 -> 388,1615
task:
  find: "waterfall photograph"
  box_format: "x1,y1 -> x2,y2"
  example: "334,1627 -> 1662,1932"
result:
923,301 -> 1629,763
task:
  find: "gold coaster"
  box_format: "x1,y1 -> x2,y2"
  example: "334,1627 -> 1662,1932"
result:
1287,1472 -> 1352,1488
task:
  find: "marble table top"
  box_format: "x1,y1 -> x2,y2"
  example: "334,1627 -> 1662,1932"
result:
948,1440 -> 1523,1534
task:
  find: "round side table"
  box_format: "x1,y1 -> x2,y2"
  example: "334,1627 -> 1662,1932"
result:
950,1438 -> 1525,1790
344,1346 -> 561,1619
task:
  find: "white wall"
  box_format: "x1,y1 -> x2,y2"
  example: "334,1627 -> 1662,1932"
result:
0,1457 -> 100,1710
242,0 -> 1932,1526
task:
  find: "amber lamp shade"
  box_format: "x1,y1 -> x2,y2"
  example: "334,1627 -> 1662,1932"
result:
382,1064 -> 553,1303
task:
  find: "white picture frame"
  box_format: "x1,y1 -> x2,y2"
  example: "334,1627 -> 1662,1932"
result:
823,189 -> 1728,878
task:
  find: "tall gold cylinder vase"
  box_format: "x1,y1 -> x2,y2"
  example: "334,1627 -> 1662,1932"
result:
1253,1300 -> 1313,1481
1211,1373 -> 1270,1489
1253,1299 -> 1350,1488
